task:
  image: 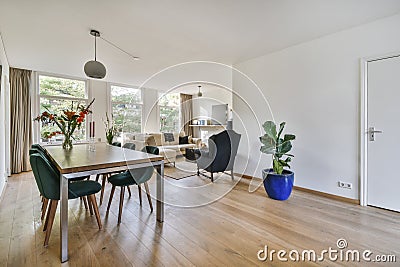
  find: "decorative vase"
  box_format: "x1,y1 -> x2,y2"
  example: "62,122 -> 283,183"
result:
62,133 -> 73,149
262,168 -> 294,201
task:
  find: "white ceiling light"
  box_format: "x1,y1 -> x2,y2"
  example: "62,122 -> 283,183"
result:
197,85 -> 203,97
84,30 -> 106,79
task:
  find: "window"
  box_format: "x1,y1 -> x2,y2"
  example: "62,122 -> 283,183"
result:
38,75 -> 87,142
111,85 -> 142,134
159,93 -> 180,132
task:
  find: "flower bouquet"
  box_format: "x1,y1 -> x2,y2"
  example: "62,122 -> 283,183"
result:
34,99 -> 95,149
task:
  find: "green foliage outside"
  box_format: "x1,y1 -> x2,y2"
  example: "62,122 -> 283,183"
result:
159,93 -> 180,132
111,86 -> 142,135
39,76 -> 87,141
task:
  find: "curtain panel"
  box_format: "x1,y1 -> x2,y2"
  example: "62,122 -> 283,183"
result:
10,67 -> 32,173
180,93 -> 193,136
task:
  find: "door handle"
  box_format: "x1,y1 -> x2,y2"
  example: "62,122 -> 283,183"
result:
368,127 -> 383,141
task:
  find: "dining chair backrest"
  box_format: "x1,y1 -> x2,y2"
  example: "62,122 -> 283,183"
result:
126,145 -> 159,184
112,142 -> 122,147
122,143 -> 136,150
29,148 -> 59,175
31,143 -> 46,154
141,146 -> 159,155
30,153 -> 61,200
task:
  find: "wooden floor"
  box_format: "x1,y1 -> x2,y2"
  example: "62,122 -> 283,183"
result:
0,171 -> 399,266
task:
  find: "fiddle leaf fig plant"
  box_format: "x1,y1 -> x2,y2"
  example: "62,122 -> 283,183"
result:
260,121 -> 296,175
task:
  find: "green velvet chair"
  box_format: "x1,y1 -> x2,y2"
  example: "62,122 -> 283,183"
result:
30,153 -> 102,246
107,146 -> 159,224
112,141 -> 122,147
96,142 -> 137,205
30,146 -> 91,219
122,142 -> 136,150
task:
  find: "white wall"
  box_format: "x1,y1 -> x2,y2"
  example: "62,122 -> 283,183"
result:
142,88 -> 160,133
89,79 -> 108,142
0,32 -> 10,197
233,14 -> 400,199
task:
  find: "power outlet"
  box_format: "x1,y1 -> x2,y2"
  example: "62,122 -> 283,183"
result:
338,181 -> 352,189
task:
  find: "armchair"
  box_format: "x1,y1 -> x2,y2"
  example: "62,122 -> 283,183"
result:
196,130 -> 241,182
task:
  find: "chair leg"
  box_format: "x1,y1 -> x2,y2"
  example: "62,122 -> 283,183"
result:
144,182 -> 153,212
87,196 -> 93,216
211,172 -> 214,182
41,198 -> 49,220
95,173 -> 100,182
89,194 -> 102,229
138,184 -> 142,206
44,200 -> 58,247
43,200 -> 52,232
82,196 -> 89,210
197,167 -> 200,176
118,186 -> 125,224
231,170 -> 234,180
127,186 -> 132,198
107,185 -> 116,213
100,174 -> 107,205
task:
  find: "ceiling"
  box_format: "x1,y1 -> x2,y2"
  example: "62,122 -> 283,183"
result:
1,0 -> 400,88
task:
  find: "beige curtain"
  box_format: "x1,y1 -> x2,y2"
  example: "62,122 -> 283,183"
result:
10,67 -> 32,173
180,93 -> 193,136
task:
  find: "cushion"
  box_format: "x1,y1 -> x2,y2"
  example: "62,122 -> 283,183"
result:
164,133 -> 175,142
146,135 -> 156,146
150,133 -> 162,146
179,135 -> 189,144
108,171 -> 136,187
69,180 -> 102,199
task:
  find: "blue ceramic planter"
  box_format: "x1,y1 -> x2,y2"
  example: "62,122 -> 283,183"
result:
262,169 -> 294,201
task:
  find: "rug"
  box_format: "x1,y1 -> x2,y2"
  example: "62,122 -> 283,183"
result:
164,160 -> 198,180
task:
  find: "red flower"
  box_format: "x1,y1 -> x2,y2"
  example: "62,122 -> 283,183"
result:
64,111 -> 76,120
77,117 -> 84,124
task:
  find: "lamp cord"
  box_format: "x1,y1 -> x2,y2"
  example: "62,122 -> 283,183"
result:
100,36 -> 139,60
94,36 -> 97,61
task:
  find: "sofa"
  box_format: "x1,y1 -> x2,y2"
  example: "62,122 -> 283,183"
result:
122,132 -> 201,164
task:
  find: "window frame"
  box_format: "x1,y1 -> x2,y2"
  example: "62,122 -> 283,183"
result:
109,83 -> 144,135
34,72 -> 89,144
158,92 -> 180,132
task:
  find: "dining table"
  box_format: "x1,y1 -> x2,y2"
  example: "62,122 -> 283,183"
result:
43,143 -> 165,263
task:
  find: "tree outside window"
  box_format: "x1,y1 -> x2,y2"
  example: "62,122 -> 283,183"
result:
111,85 -> 142,135
39,75 -> 87,142
159,93 -> 180,132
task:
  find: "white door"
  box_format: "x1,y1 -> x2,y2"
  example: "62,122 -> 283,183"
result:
367,55 -> 400,212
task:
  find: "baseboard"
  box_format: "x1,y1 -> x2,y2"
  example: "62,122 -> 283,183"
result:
293,186 -> 360,204
235,172 -> 360,205
234,172 -> 253,180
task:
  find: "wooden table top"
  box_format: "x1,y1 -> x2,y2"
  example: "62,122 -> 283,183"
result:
44,143 -> 164,174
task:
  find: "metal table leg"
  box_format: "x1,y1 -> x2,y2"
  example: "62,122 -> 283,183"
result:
60,173 -> 68,262
156,162 -> 164,222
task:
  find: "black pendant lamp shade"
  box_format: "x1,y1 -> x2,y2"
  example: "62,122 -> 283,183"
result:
84,30 -> 106,79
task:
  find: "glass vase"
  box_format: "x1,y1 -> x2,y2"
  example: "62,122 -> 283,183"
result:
62,133 -> 73,150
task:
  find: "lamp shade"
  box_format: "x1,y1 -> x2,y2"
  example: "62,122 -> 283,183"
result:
84,60 -> 106,79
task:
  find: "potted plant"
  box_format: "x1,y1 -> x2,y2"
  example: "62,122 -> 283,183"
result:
259,121 -> 296,200
103,112 -> 117,145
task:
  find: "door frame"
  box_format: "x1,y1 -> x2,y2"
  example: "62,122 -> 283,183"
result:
360,52 -> 400,206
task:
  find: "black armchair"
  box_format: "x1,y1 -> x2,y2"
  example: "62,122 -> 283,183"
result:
196,130 -> 241,182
